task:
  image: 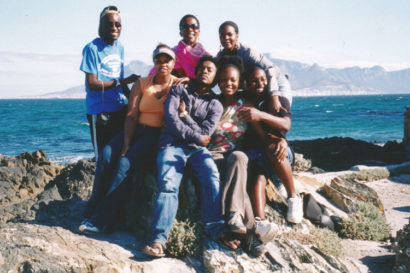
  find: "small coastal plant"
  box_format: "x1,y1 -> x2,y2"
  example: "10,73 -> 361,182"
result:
285,227 -> 343,257
166,218 -> 204,257
340,169 -> 390,182
340,201 -> 391,241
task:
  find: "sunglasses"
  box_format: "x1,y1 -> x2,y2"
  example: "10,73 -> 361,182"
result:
104,21 -> 122,28
181,24 -> 199,30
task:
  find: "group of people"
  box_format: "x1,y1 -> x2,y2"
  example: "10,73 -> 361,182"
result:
79,5 -> 303,258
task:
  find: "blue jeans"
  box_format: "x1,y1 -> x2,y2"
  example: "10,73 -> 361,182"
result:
83,125 -> 161,227
151,145 -> 227,246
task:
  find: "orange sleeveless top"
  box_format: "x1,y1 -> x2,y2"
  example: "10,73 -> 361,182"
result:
138,75 -> 177,127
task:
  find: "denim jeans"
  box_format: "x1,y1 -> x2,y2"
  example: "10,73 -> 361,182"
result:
83,125 -> 161,227
151,145 -> 227,246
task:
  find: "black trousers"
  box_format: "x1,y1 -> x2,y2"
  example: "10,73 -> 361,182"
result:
86,107 -> 126,157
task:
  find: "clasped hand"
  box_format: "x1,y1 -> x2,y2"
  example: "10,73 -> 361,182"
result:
237,107 -> 263,123
267,137 -> 288,163
178,99 -> 209,147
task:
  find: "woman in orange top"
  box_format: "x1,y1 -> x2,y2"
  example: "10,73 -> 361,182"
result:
79,44 -> 183,234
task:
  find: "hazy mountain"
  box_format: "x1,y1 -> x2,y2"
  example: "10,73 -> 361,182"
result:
124,60 -> 152,77
31,56 -> 410,98
25,85 -> 85,99
30,61 -> 154,99
268,55 -> 410,95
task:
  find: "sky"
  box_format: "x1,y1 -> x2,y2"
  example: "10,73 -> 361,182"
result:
1,0 -> 409,98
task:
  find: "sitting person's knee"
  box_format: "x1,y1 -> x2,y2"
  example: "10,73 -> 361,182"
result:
227,151 -> 248,165
158,178 -> 180,193
99,145 -> 113,164
255,175 -> 267,187
118,156 -> 131,171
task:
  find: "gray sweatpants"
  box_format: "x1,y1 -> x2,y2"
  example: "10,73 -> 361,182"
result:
213,150 -> 255,230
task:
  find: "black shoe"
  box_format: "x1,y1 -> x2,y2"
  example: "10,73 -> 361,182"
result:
244,232 -> 267,257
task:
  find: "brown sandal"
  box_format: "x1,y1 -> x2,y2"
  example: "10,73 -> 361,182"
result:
216,232 -> 241,250
142,241 -> 166,258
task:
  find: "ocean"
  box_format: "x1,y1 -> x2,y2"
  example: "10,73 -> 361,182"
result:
1,94 -> 409,164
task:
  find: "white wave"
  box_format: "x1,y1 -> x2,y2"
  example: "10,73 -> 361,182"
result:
51,154 -> 93,165
325,110 -> 333,113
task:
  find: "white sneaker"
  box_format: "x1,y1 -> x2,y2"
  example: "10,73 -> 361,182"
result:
287,195 -> 303,224
228,212 -> 247,234
254,217 -> 278,243
277,184 -> 288,199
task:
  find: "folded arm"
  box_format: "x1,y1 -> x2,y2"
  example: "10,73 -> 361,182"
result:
164,86 -> 203,144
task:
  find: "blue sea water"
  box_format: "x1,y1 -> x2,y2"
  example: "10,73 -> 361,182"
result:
0,94 -> 409,164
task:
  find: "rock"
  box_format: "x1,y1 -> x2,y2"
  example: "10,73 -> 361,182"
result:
293,175 -> 324,193
0,222 -> 198,273
124,169 -> 159,238
330,177 -> 384,214
0,152 -> 63,223
322,184 -> 358,214
51,159 -> 95,200
392,221 -> 410,273
290,137 -> 409,171
308,192 -> 349,220
203,236 -> 349,273
293,153 -> 311,172
387,161 -> 410,175
0,150 -> 402,272
310,166 -> 326,174
322,176 -> 384,215
123,168 -> 201,239
1,150 -> 49,168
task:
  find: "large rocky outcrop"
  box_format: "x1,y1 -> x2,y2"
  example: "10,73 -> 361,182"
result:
290,137 -> 409,171
0,151 -> 64,223
0,146 -> 407,272
0,222 -> 199,273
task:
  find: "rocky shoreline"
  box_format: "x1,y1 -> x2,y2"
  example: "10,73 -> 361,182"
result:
0,137 -> 409,273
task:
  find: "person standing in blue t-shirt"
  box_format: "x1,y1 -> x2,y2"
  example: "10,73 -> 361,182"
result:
80,5 -> 139,157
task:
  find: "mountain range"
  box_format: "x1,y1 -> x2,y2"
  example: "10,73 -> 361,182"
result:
32,56 -> 410,98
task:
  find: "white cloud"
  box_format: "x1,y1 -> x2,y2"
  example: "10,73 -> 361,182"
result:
0,51 -> 155,99
0,52 -> 84,98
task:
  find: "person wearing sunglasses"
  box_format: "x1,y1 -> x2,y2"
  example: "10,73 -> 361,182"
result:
143,56 -> 247,257
79,44 -> 180,235
217,21 -> 292,114
149,14 -> 210,79
80,5 -> 139,158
